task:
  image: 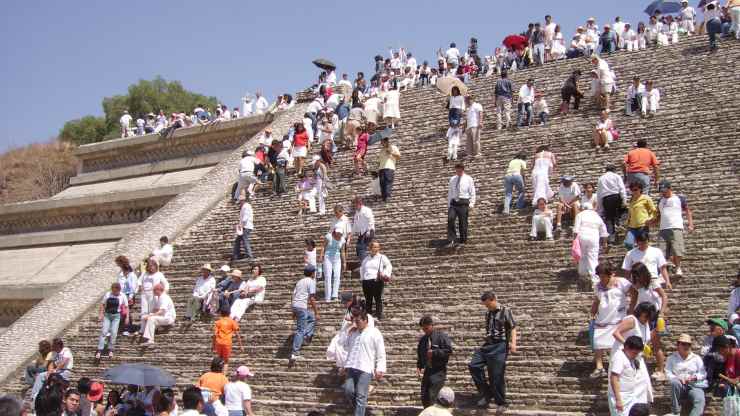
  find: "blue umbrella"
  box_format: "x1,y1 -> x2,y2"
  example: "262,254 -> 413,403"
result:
644,0 -> 683,16
368,127 -> 393,146
103,363 -> 176,387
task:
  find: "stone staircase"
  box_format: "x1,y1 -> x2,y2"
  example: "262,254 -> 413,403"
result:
3,35 -> 740,415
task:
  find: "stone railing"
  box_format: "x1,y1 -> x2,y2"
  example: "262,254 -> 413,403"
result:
0,102 -> 308,385
75,113 -> 273,174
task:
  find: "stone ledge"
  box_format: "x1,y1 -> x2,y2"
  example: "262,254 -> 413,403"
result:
0,223 -> 133,249
74,113 -> 273,157
69,151 -> 230,186
0,102 -> 307,384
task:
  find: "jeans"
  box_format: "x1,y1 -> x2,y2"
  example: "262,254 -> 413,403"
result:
291,307 -> 315,355
517,103 -> 533,126
626,172 -> 651,195
420,74 -> 429,86
228,411 -> 244,416
343,368 -> 372,416
25,365 -> 44,386
323,254 -> 342,301
670,379 -> 705,416
447,201 -> 470,243
97,313 -> 121,351
421,369 -> 447,408
379,168 -> 395,201
538,112 -> 548,125
601,194 -> 623,241
469,341 -> 508,405
707,18 -> 722,49
232,229 -> 253,259
503,174 -> 525,213
355,234 -> 372,262
362,279 -> 384,319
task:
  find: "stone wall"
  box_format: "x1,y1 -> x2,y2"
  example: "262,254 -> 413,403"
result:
0,103 -> 306,385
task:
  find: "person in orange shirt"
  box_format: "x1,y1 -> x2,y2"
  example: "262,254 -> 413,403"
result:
213,309 -> 243,365
622,139 -> 660,194
197,357 -> 229,400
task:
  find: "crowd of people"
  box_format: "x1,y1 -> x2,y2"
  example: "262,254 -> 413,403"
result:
9,2 -> 740,416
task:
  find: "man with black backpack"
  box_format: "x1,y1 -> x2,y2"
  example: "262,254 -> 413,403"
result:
468,291 -> 517,411
96,282 -> 129,360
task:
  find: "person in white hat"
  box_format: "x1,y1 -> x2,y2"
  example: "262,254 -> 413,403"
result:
224,366 -> 255,416
185,264 -> 216,321
679,0 -> 697,35
664,333 -> 706,416
573,201 -> 609,284
419,386 -> 455,415
322,226 -> 347,302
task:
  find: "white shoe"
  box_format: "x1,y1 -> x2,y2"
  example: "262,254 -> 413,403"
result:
675,267 -> 683,276
122,331 -> 130,336
290,354 -> 301,361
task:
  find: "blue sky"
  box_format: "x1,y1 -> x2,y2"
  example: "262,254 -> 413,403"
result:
0,1 -> 649,151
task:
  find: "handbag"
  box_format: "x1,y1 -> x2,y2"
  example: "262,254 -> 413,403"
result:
376,255 -> 391,283
608,126 -> 620,141
723,385 -> 740,416
571,238 -> 582,264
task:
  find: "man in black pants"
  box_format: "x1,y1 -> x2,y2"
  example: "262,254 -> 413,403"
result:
446,163 -> 477,247
469,291 -> 517,411
596,163 -> 627,244
417,316 -> 453,408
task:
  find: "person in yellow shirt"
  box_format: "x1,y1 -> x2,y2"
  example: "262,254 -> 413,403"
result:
625,182 -> 656,248
377,137 -> 401,202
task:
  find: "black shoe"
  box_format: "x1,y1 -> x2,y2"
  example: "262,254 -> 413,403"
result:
304,335 -> 313,345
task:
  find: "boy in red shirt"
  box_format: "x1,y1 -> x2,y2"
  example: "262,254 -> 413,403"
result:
213,309 -> 243,366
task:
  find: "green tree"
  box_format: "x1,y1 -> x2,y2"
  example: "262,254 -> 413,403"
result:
59,76 -> 219,145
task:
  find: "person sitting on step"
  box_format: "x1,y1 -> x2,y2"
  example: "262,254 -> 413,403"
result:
664,333 -> 707,416
554,176 -> 582,231
530,198 -> 554,241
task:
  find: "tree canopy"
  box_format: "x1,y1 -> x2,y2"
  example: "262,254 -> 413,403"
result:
59,77 -> 219,145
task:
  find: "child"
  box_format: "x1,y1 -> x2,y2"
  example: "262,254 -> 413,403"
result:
645,80 -> 661,117
212,309 -> 243,368
446,125 -> 462,162
533,93 -> 549,126
296,173 -> 317,215
304,239 -> 320,279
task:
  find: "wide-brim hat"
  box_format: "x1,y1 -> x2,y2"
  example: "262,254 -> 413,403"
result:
201,263 -> 213,272
230,269 -> 243,278
677,333 -> 693,344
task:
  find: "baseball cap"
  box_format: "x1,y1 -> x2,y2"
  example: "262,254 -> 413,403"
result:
658,180 -> 672,191
236,366 -> 254,377
707,317 -> 728,331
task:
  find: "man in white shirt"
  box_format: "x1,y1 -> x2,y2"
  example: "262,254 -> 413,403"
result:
592,56 -> 615,110
554,176 -> 582,230
613,17 -> 626,49
679,0 -> 697,34
625,76 -> 646,116
241,95 -> 253,117
405,52 -> 417,73
464,96 -> 484,158
655,180 -> 694,276
233,198 -> 254,260
119,111 -> 132,138
445,42 -> 461,68
596,164 -> 627,244
622,232 -> 672,289
338,73 -> 353,89
352,197 -> 375,262
141,284 -> 175,345
224,366 -> 255,416
665,333 -> 706,416
186,264 -> 216,321
180,386 -> 205,416
516,79 -> 535,127
584,17 -> 600,55
446,164 -> 476,247
343,311 -> 386,416
253,91 -> 269,115
233,150 -> 259,202
291,266 -> 319,361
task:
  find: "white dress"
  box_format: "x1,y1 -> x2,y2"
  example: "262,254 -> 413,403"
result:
531,156 -> 554,206
593,278 -> 631,350
382,90 -> 401,120
574,209 -> 609,281
609,314 -> 654,412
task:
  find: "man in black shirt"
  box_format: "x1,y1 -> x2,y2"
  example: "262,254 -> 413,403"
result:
468,291 -> 517,410
416,316 -> 453,407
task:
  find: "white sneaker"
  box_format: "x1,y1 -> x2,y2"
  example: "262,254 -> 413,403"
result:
675,267 -> 683,276
122,331 -> 130,336
290,354 -> 301,361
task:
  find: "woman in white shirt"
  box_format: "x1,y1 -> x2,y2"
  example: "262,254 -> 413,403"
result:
230,264 -> 266,322
447,86 -> 465,128
644,80 -> 661,116
137,258 -> 169,320
573,202 -> 609,282
382,82 -> 401,128
550,25 -> 566,60
593,110 -> 615,149
531,145 -> 555,206
360,241 -> 393,320
590,262 -> 632,378
530,198 -> 554,240
628,263 -> 669,380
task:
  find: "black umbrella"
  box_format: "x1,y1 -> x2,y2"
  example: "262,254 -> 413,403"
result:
312,58 -> 336,71
103,363 -> 176,387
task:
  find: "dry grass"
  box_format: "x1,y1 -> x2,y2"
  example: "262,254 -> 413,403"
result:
0,140 -> 79,204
